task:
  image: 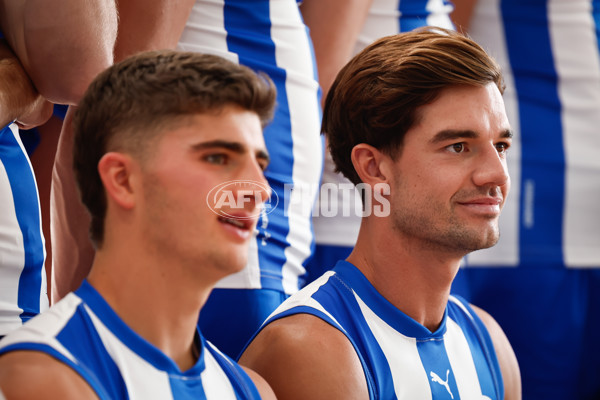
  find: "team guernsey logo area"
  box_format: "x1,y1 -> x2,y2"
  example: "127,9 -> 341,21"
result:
206,180 -> 277,219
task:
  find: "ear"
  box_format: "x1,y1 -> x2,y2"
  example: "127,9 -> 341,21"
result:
351,143 -> 393,186
97,152 -> 137,210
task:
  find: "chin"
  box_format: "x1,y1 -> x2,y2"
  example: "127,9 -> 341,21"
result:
474,232 -> 500,250
227,254 -> 250,273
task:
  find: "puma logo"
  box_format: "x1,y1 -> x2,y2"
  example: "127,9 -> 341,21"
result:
430,369 -> 454,399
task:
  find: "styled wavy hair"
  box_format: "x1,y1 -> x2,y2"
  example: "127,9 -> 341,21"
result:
323,27 -> 504,185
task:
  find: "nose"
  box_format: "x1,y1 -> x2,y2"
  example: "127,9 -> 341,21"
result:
472,145 -> 510,188
240,159 -> 271,208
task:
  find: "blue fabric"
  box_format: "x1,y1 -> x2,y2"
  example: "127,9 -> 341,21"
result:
224,1 -> 293,292
200,288 -> 288,360
0,281 -> 262,399
55,300 -> 129,399
501,0 -> 565,267
304,243 -> 352,284
460,267 -> 599,399
252,261 -> 504,399
0,124 -> 45,323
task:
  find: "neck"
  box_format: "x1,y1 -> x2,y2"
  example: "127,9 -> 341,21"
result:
88,242 -> 212,371
347,219 -> 463,332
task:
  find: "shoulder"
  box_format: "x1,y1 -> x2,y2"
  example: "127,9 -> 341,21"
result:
470,304 -> 522,400
0,350 -> 97,399
239,313 -> 369,400
240,366 -> 277,400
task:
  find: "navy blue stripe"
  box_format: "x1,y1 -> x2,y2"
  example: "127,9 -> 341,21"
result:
398,0 -> 431,32
205,341 -> 261,400
0,125 -> 44,321
594,0 -> 600,55
224,0 -> 293,291
169,374 -> 207,400
258,304 -> 381,400
56,305 -> 129,399
448,297 -> 503,399
76,281 -> 206,375
0,342 -> 113,399
501,1 -> 565,267
313,273 -> 397,400
416,338 -> 461,400
335,261 -> 444,339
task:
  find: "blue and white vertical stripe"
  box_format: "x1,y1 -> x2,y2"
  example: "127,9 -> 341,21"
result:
356,0 -> 454,53
258,261 -> 503,399
178,0 -> 323,293
463,0 -> 600,268
0,281 -> 261,399
0,123 -> 47,336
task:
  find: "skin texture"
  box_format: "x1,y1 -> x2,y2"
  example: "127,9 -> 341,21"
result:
300,0 -> 373,105
0,0 -> 117,105
386,83 -> 511,257
0,39 -> 51,128
0,106 -> 276,399
450,0 -> 479,34
240,84 -> 521,399
50,0 -> 197,303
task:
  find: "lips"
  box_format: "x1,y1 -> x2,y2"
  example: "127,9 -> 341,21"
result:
457,197 -> 503,216
217,212 -> 259,231
459,197 -> 502,206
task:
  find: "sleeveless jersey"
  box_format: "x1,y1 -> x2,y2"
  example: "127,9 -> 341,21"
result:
311,0 -> 455,250
254,261 -> 504,400
0,280 -> 261,399
0,123 -> 48,336
178,0 -> 323,294
461,0 -> 600,269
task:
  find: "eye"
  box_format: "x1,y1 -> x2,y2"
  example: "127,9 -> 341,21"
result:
495,142 -> 510,154
256,157 -> 270,172
447,143 -> 466,153
204,153 -> 229,165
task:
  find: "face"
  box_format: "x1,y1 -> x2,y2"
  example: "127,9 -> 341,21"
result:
389,83 -> 512,254
136,105 -> 270,280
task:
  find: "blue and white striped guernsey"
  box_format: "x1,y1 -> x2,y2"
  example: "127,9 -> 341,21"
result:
0,280 -> 261,399
0,123 -> 48,336
254,261 -> 504,400
461,0 -> 600,269
178,0 -> 323,294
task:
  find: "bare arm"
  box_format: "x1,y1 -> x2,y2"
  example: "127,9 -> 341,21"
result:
300,0 -> 373,103
0,0 -> 118,105
239,314 -> 369,400
472,305 -> 522,400
241,366 -> 277,400
113,0 -> 196,62
51,107 -> 95,303
450,0 -> 479,34
50,1 -> 195,302
0,39 -> 51,129
0,351 -> 98,399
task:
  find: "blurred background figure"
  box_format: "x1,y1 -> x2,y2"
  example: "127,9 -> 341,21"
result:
451,1 -> 600,399
0,37 -> 51,338
177,0 -> 323,359
51,1 -> 196,306
0,0 -> 117,337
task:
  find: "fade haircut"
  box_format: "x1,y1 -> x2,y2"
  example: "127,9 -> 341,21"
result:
73,50 -> 277,247
323,27 -> 505,186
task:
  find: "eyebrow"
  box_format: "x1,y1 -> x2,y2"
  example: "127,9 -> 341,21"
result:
191,139 -> 270,164
429,129 -> 513,144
